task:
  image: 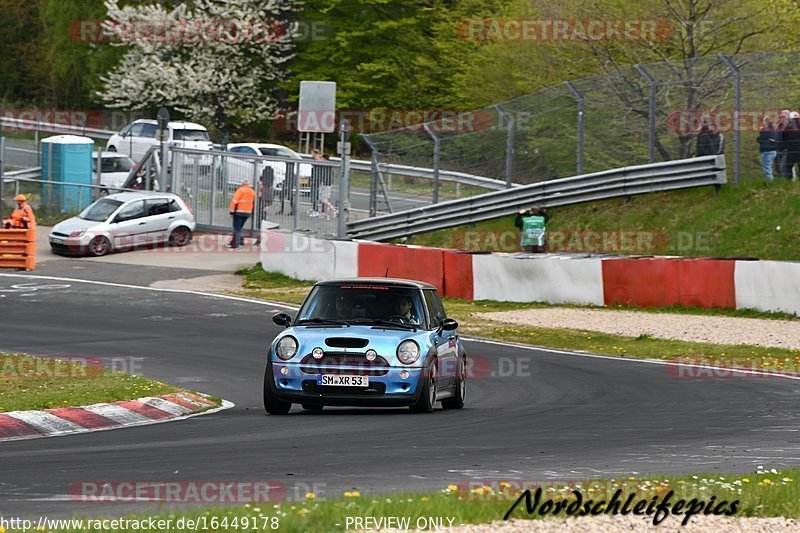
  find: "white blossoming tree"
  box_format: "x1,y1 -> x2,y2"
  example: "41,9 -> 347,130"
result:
97,0 -> 296,133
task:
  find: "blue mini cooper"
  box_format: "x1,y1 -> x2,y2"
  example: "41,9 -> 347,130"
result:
264,278 -> 467,414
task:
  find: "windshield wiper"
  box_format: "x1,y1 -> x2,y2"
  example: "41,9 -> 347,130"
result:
296,318 -> 350,327
351,319 -> 417,331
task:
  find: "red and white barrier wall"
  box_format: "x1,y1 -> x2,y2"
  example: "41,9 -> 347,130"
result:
260,230 -> 800,315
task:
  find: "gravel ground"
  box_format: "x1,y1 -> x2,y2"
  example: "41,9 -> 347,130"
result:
149,274 -> 245,292
438,516 -> 800,532
476,308 -> 800,350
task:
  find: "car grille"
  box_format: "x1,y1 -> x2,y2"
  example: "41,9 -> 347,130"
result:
324,337 -> 369,349
51,231 -> 69,238
299,353 -> 390,376
302,380 -> 386,395
50,242 -> 80,254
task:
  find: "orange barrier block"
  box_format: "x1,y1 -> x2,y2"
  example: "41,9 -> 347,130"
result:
0,228 -> 36,270
358,243 -> 445,292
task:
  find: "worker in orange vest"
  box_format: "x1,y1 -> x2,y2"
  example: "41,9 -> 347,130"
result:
3,194 -> 36,230
229,182 -> 255,249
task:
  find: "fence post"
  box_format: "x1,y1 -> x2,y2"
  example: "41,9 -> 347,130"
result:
493,104 -> 514,187
337,120 -> 352,238
423,123 -> 441,203
565,81 -> 585,175
0,137 -> 5,206
718,54 -> 741,185
634,64 -> 657,164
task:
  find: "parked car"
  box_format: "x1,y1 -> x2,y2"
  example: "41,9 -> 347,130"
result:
225,143 -> 313,191
93,152 -> 134,194
49,192 -> 194,257
264,278 -> 467,414
106,119 -> 213,162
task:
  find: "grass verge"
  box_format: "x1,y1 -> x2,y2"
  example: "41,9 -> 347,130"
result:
232,265 -> 800,368
402,179 -> 800,261
53,469 -> 800,532
0,353 -> 180,412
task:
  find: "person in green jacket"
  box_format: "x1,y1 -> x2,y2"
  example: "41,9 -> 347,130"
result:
514,205 -> 549,253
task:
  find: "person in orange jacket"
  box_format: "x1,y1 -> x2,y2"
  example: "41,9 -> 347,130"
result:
3,194 -> 36,230
229,183 -> 255,249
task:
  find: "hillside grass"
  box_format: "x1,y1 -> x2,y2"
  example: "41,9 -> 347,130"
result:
403,179 -> 800,260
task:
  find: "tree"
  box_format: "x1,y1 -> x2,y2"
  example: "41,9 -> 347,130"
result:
97,0 -> 296,133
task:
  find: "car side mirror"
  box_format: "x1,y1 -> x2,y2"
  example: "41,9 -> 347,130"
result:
273,313 -> 292,328
440,318 -> 458,331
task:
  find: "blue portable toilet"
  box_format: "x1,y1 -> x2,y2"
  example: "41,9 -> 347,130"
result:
41,135 -> 94,213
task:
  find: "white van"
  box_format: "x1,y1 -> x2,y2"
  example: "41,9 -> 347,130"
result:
106,119 -> 213,162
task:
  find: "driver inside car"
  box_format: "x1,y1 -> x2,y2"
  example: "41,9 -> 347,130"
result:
391,295 -> 416,323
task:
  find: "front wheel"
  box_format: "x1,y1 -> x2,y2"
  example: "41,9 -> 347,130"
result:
263,365 -> 291,415
409,360 -> 437,413
87,236 -> 112,257
107,145 -> 117,152
441,356 -> 466,410
169,227 -> 192,247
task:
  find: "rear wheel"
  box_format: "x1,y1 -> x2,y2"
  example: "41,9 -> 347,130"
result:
441,356 -> 466,410
263,363 -> 292,415
107,146 -> 117,152
169,227 -> 192,247
409,359 -> 437,413
87,236 -> 111,257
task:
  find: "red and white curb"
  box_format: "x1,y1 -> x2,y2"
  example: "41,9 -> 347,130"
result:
0,391 -> 233,442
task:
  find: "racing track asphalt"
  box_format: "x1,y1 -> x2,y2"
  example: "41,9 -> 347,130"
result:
1,260 -> 800,519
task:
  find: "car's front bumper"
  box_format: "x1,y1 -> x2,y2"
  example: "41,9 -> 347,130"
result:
269,361 -> 424,407
49,235 -> 92,256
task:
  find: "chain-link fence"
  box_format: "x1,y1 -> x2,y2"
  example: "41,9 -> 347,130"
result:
363,51 -> 800,212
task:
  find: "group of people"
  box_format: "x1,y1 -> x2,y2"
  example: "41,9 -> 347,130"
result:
2,194 -> 36,230
757,109 -> 800,182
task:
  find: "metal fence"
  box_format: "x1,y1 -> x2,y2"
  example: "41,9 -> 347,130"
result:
170,147 -> 343,236
363,50 -> 800,209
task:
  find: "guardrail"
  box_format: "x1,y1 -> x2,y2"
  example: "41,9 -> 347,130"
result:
0,117 -> 115,139
347,155 -> 727,241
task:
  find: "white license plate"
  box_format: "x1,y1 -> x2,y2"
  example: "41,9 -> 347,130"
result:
317,374 -> 369,387
50,238 -> 66,245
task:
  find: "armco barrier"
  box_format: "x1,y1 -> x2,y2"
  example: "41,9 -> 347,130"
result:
602,258 -> 735,308
258,232 -> 799,316
0,228 -> 36,270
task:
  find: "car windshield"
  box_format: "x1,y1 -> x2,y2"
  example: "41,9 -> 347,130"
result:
296,285 -> 425,327
94,157 -> 133,173
259,147 -> 299,159
173,129 -> 210,141
78,198 -> 123,222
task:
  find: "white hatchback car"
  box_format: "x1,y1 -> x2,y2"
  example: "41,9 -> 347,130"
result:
49,192 -> 195,257
93,152 -> 134,194
225,143 -> 313,191
106,119 -> 213,162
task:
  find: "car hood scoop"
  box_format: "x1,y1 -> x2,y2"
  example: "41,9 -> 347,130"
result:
324,337 -> 369,349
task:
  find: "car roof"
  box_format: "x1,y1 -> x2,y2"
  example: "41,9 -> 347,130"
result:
93,151 -> 131,159
131,119 -> 207,130
228,143 -> 298,152
104,191 -> 181,202
315,278 -> 438,290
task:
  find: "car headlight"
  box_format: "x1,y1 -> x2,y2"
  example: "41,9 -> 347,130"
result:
275,336 -> 298,360
69,230 -> 86,238
397,340 -> 420,365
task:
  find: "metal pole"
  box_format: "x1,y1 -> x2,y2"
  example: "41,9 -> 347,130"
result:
634,64 -> 657,164
718,54 -> 741,184
0,137 -> 5,208
292,162 -> 300,230
493,104 -> 515,187
160,142 -> 169,192
337,120 -> 351,238
565,81 -> 585,175
369,148 -> 379,217
423,123 -> 441,203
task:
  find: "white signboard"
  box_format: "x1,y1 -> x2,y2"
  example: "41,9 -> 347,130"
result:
298,81 -> 337,133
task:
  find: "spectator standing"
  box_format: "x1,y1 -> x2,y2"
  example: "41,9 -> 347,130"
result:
757,117 -> 778,182
228,182 -> 255,249
514,205 -> 549,253
696,123 -> 723,156
776,109 -> 792,179
783,111 -> 800,182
